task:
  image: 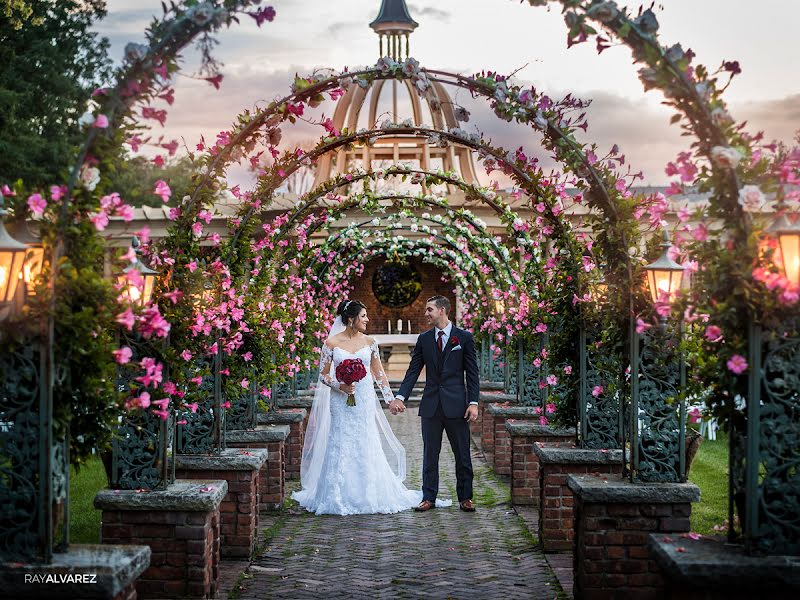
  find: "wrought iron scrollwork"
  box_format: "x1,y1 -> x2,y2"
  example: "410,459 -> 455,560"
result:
113,331 -> 173,488
745,320 -> 800,555
176,353 -> 222,454
517,336 -> 545,407
579,326 -> 623,449
226,378 -> 257,431
631,325 -> 686,483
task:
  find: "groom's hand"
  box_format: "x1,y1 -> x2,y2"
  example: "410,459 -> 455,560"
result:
464,404 -> 478,422
389,399 -> 406,415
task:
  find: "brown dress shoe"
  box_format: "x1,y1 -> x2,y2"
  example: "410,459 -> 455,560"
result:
459,499 -> 476,512
414,500 -> 436,512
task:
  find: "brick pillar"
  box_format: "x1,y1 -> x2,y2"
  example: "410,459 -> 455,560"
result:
489,405 -> 542,476
172,448 -> 268,558
95,480 -> 227,599
505,422 -> 576,506
534,444 -> 624,552
568,474 -> 700,600
227,425 -> 289,512
258,409 -> 307,480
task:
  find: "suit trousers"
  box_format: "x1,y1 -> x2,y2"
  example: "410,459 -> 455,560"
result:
421,401 -> 474,502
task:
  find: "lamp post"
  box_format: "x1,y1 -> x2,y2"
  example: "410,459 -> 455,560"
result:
768,212 -> 800,286
0,198 -> 28,321
644,230 -> 684,305
117,236 -> 158,306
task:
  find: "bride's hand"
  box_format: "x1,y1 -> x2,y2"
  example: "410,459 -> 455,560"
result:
340,383 -> 355,394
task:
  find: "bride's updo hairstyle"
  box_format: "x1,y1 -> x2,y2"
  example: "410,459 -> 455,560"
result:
337,299 -> 367,327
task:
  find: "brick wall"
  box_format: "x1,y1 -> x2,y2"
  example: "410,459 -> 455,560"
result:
508,431 -> 576,507
349,256 -> 457,334
574,499 -> 693,599
226,439 -> 286,512
493,415 -> 540,476
174,467 -> 259,559
101,508 -> 220,598
539,460 -> 623,552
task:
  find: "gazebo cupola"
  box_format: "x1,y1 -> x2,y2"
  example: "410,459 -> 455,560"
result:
370,0 -> 419,61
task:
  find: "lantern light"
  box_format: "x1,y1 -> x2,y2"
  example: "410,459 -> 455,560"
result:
0,199 -> 28,317
768,213 -> 800,286
117,236 -> 158,306
644,230 -> 684,304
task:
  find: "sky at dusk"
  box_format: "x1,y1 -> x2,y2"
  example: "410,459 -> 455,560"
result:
94,0 -> 800,186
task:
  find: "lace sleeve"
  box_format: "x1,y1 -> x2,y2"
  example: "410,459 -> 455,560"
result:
370,341 -> 395,405
318,345 -> 341,391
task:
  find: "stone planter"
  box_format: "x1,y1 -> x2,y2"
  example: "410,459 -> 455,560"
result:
505,422 -> 576,507
171,449 -> 268,559
226,425 -> 289,511
95,480 -> 227,599
568,474 -> 700,600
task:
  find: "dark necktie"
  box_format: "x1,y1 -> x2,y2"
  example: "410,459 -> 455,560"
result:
437,330 -> 444,353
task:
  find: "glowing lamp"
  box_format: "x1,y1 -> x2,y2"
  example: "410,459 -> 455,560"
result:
769,213 -> 800,286
644,231 -> 684,303
0,201 -> 27,313
117,237 -> 158,306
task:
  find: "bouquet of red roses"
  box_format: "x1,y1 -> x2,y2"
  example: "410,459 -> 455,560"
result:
335,358 -> 367,406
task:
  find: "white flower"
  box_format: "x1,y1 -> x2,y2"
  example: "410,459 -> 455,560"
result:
78,111 -> 96,127
586,1 -> 619,22
380,119 -> 395,130
340,76 -> 353,90
454,106 -> 470,122
374,168 -> 385,179
401,118 -> 415,128
376,56 -> 397,73
533,110 -> 549,130
79,166 -> 100,191
710,146 -> 743,169
186,2 -> 217,26
402,57 -> 420,77
711,107 -> 733,127
124,42 -> 148,63
410,223 -> 419,232
738,185 -> 765,212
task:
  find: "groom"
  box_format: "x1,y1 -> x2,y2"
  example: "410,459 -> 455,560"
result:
390,295 -> 480,512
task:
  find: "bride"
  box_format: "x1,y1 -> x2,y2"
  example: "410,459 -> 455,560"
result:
292,299 -> 450,515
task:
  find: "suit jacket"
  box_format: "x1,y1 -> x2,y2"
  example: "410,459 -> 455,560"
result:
398,326 -> 480,419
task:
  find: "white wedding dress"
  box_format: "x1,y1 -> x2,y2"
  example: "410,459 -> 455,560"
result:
292,325 -> 450,515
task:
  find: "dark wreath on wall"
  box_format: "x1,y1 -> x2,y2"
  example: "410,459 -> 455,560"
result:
372,260 -> 423,308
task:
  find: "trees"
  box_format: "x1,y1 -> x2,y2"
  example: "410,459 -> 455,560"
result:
0,0 -> 111,188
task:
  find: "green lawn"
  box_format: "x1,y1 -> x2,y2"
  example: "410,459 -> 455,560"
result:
69,455 -> 107,544
688,429 -> 729,535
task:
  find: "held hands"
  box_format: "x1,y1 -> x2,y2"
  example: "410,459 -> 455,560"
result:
389,398 -> 406,415
340,383 -> 356,394
464,404 -> 478,422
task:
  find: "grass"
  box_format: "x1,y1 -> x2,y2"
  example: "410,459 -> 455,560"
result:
69,454 -> 106,544
688,429 -> 729,535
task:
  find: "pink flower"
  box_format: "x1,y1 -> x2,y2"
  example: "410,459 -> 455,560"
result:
240,378 -> 249,389
192,222 -> 203,237
546,374 -> 558,386
116,204 -> 135,221
154,180 -> 171,202
27,193 -> 47,216
563,365 -> 572,375
539,415 -> 548,426
535,322 -> 547,334
592,385 -> 603,397
112,346 -> 133,364
151,398 -> 170,410
94,114 -> 109,128
243,352 -> 253,362
187,260 -> 198,273
186,402 -> 198,413
546,403 -> 556,414
89,211 -> 109,231
636,318 -> 652,334
116,308 -> 136,331
181,349 -> 193,361
151,409 -> 169,421
727,354 -> 748,375
704,325 -> 723,343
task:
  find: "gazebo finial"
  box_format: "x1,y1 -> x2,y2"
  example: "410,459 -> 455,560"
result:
370,0 -> 419,60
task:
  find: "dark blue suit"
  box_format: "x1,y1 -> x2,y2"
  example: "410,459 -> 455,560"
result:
398,326 -> 479,502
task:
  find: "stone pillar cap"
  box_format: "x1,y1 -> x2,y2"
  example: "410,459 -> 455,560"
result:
169,447 -> 269,470
94,479 -> 228,511
567,473 -> 700,503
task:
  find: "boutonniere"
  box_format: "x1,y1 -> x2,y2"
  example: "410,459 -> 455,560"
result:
450,335 -> 460,347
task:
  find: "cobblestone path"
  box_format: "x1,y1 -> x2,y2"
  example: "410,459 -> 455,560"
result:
227,409 -> 566,599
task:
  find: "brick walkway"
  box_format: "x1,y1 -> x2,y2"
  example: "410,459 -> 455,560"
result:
224,409 -> 567,599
